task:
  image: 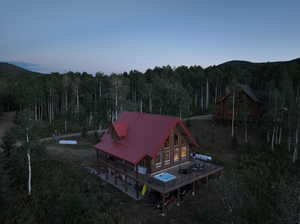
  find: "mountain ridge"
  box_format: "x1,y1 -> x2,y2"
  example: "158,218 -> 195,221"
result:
1,57 -> 299,76
0,62 -> 44,77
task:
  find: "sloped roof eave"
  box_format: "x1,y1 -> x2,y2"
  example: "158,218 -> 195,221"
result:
94,145 -> 145,164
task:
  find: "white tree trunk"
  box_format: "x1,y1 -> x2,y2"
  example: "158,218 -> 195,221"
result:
292,128 -> 298,163
34,103 -> 37,120
231,92 -> 235,138
275,126 -> 278,145
140,99 -> 143,112
245,121 -> 248,143
115,85 -> 118,121
206,79 -> 209,110
27,153 -> 31,196
99,80 -> 102,97
65,91 -> 68,112
271,126 -> 275,150
89,113 -> 92,127
64,120 -> 67,133
51,94 -> 54,122
276,126 -> 280,145
149,94 -> 152,113
48,89 -> 52,123
278,126 -> 282,144
40,100 -> 43,120
65,90 -> 68,133
215,85 -> 218,104
76,87 -> 79,114
200,87 -> 204,112
267,131 -> 270,143
26,131 -> 31,196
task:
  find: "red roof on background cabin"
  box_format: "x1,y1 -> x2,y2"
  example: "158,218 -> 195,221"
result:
94,112 -> 199,164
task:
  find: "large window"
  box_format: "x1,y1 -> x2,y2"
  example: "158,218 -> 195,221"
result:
174,147 -> 180,162
163,150 -> 170,165
155,153 -> 162,168
164,137 -> 170,148
181,146 -> 187,160
174,134 -> 179,145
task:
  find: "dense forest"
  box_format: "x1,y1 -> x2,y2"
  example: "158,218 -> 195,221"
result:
1,58 -> 300,223
1,59 -> 300,154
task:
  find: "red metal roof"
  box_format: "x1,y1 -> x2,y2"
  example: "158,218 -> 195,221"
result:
94,112 -> 199,164
112,122 -> 128,138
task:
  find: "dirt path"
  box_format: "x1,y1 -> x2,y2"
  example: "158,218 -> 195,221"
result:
0,112 -> 15,139
40,129 -> 105,142
184,114 -> 213,121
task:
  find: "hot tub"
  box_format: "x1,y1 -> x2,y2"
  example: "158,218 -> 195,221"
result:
154,172 -> 176,182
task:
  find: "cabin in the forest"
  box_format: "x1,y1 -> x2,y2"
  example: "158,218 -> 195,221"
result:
215,84 -> 264,121
94,112 -> 223,213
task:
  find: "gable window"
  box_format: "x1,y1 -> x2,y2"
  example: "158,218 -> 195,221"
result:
155,153 -> 162,168
174,133 -> 179,145
181,146 -> 187,160
164,137 -> 170,148
174,147 -> 180,162
163,150 -> 170,165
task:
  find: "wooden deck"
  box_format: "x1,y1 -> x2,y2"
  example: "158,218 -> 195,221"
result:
97,158 -> 223,196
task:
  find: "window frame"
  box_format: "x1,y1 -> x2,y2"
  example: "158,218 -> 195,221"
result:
181,146 -> 187,160
174,147 -> 180,162
163,150 -> 171,166
155,152 -> 162,168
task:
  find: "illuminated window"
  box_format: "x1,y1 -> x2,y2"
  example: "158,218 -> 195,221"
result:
174,134 -> 179,145
163,150 -> 170,165
155,153 -> 162,168
164,137 -> 170,147
181,146 -> 187,159
174,148 -> 180,162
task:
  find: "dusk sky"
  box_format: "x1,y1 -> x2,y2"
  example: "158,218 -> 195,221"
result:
1,0 -> 299,74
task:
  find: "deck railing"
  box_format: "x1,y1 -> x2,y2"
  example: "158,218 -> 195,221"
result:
98,157 -> 223,193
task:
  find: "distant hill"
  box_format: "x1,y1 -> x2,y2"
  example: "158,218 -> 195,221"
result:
210,58 -> 300,87
0,62 -> 43,77
218,58 -> 300,67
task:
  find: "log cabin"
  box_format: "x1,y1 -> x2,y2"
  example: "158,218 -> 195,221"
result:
94,112 -> 223,214
215,84 -> 264,121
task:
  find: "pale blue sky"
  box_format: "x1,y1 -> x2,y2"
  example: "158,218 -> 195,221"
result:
1,0 -> 299,74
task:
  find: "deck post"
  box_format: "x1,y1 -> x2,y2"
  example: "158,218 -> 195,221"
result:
206,176 -> 209,189
124,164 -> 128,192
218,170 -> 222,179
125,175 -> 128,192
105,165 -> 108,180
192,181 -> 195,196
135,165 -> 139,199
115,172 -> 118,185
135,181 -> 139,199
176,188 -> 180,206
161,193 -> 166,216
